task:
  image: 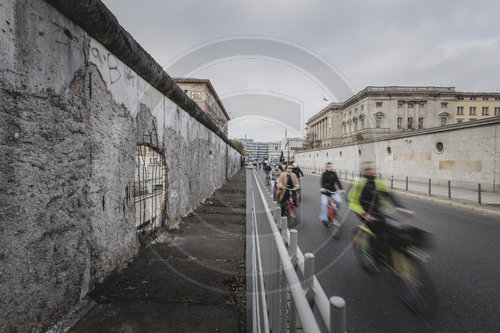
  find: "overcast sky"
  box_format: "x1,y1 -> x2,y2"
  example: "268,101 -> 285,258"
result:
102,0 -> 500,142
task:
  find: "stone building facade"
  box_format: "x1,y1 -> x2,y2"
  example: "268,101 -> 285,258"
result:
174,78 -> 231,135
296,118 -> 500,192
455,92 -> 500,123
306,86 -> 500,147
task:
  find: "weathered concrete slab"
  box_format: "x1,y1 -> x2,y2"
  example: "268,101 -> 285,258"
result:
72,302 -> 240,333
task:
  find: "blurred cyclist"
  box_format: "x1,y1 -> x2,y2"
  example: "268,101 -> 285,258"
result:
276,165 -> 300,216
348,161 -> 414,262
270,164 -> 282,194
319,162 -> 344,226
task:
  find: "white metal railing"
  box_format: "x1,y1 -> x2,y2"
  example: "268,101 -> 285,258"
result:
246,166 -> 347,333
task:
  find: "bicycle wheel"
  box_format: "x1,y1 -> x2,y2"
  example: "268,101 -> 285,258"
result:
286,205 -> 297,227
331,219 -> 342,239
391,253 -> 437,317
351,226 -> 377,274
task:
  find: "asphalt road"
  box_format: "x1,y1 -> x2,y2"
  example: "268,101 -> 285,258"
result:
259,169 -> 500,332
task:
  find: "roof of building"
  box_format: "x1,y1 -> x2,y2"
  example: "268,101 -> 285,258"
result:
173,78 -> 230,121
307,86 -> 500,125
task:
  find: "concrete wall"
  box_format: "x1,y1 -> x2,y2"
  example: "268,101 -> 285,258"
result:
0,0 -> 240,331
295,120 -> 500,192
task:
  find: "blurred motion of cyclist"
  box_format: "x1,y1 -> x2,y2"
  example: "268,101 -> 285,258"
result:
270,164 -> 282,194
319,162 -> 344,225
276,164 -> 300,216
348,161 -> 414,262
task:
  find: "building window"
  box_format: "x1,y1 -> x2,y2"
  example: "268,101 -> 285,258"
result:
470,107 -> 476,115
361,105 -> 364,111
482,107 -> 489,115
457,106 -> 464,115
354,121 -> 358,131
408,103 -> 414,108
441,102 -> 448,108
457,97 -> 464,100
483,97 -> 489,100
418,117 -> 424,129
407,117 -> 413,129
441,117 -> 447,126
191,91 -> 202,99
361,118 -> 364,129
376,102 -> 383,108
495,107 -> 500,115
398,102 -> 404,108
397,117 -> 402,129
419,103 -> 425,108
375,117 -> 382,128
496,97 -> 500,101
470,97 -> 476,101
436,141 -> 444,153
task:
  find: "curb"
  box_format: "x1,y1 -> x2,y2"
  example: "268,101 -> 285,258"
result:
304,172 -> 500,218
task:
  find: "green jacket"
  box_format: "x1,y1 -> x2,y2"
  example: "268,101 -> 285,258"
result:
348,177 -> 391,216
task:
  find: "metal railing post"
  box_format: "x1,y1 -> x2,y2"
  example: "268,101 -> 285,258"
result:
448,180 -> 451,199
330,297 -> 346,333
478,183 -> 482,205
303,253 -> 315,303
281,216 -> 288,240
289,229 -> 298,264
391,176 -> 393,189
428,178 -> 431,196
352,171 -> 354,180
406,176 -> 408,191
345,170 -> 347,179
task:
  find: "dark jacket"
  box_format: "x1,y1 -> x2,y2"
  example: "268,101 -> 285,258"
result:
321,171 -> 342,193
292,167 -> 304,179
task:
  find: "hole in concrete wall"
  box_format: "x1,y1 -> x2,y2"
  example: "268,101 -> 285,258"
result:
135,145 -> 166,245
386,147 -> 392,155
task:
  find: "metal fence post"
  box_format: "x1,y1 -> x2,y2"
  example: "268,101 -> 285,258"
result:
391,176 -> 393,189
428,178 -> 431,196
448,180 -> 451,199
304,253 -> 315,303
352,171 -> 354,180
330,297 -> 346,333
345,170 -> 347,179
289,229 -> 298,263
478,183 -> 482,205
406,176 -> 408,191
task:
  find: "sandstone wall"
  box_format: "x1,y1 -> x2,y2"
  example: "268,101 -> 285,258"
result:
295,120 -> 500,191
0,0 -> 241,331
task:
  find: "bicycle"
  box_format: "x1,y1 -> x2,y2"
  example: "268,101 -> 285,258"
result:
351,209 -> 436,316
283,186 -> 299,227
322,189 -> 344,239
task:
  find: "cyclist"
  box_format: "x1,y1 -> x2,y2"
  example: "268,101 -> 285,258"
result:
276,164 -> 300,216
319,162 -> 344,226
270,164 -> 282,194
264,163 -> 272,182
291,163 -> 304,180
348,161 -> 414,263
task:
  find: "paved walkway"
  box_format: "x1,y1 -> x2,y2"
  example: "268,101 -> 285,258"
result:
71,170 -> 246,332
